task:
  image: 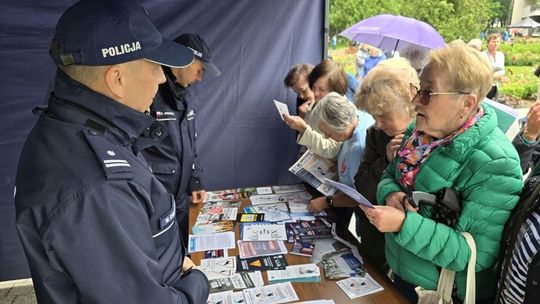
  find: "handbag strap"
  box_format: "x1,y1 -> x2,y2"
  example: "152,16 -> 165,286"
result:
461,232 -> 476,304
436,268 -> 455,303
435,232 -> 477,304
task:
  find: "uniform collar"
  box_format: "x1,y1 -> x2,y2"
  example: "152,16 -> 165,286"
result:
163,67 -> 187,110
52,70 -> 156,142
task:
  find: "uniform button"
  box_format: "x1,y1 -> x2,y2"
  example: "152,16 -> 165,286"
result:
171,169 -> 176,174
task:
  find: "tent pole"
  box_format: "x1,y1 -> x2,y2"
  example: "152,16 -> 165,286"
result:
323,0 -> 329,59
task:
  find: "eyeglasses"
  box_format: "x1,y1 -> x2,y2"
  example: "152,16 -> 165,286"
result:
414,89 -> 470,105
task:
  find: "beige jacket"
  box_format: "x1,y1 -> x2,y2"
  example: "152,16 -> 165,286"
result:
297,101 -> 341,159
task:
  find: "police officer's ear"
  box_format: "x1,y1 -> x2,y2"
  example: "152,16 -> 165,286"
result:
103,64 -> 126,100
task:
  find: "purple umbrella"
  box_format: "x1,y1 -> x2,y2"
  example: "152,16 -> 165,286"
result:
340,14 -> 445,52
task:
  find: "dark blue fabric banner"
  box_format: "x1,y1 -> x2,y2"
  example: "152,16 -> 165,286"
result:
0,0 -> 324,280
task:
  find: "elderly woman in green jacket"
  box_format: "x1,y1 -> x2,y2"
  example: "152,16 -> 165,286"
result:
361,41 -> 523,303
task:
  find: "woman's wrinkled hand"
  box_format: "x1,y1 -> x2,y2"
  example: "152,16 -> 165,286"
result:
307,197 -> 328,213
283,114 -> 308,132
385,191 -> 407,211
386,133 -> 404,162
360,205 -> 406,233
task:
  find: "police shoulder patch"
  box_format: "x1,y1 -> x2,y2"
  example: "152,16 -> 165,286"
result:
83,130 -> 134,181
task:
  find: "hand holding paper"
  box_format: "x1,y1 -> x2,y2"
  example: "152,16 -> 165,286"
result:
273,99 -> 290,121
323,178 -> 374,208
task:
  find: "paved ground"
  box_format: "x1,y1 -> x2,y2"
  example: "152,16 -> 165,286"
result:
0,279 -> 36,304
0,106 -> 530,304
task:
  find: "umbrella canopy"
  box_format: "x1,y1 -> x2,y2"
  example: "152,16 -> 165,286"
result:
340,14 -> 445,52
507,17 -> 540,28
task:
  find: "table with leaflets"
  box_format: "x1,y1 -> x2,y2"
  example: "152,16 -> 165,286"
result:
188,185 -> 408,304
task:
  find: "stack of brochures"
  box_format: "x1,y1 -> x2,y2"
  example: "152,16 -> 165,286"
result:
285,219 -> 332,243
192,201 -> 240,235
267,263 -> 321,283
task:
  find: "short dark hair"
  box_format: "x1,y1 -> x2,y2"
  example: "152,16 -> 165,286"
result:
308,59 -> 347,95
284,63 -> 314,87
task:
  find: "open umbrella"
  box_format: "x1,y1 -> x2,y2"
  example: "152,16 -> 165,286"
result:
340,14 -> 445,52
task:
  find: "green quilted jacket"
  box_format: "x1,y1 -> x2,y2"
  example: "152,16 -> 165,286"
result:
377,104 -> 523,301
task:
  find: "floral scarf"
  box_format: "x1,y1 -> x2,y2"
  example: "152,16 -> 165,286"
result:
397,107 -> 484,189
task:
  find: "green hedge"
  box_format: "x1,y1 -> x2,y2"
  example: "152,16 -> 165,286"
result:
499,38 -> 540,66
505,52 -> 540,66
500,66 -> 539,100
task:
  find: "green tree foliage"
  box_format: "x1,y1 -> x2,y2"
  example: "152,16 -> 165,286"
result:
330,0 -> 502,42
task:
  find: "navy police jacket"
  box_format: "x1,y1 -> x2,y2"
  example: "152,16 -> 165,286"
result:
15,71 -> 209,303
142,68 -> 202,208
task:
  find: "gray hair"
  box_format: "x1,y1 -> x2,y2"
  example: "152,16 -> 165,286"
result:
318,92 -> 357,132
58,64 -> 109,87
467,38 -> 482,51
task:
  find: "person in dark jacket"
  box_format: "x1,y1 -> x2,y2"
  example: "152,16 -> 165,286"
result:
513,101 -> 540,174
142,33 -> 220,245
512,68 -> 540,174
496,161 -> 540,304
284,63 -> 315,118
14,1 -> 209,303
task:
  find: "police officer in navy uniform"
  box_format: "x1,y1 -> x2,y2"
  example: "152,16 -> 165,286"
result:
142,34 -> 220,245
14,1 -> 209,303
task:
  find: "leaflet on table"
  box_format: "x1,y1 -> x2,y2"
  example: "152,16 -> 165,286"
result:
237,254 -> 288,272
285,219 -> 332,243
237,213 -> 265,222
336,274 -> 384,299
242,282 -> 299,304
203,201 -> 242,210
273,99 -> 290,121
321,250 -> 364,279
267,263 -> 321,283
249,192 -> 312,206
245,202 -> 289,213
323,178 -> 374,208
232,291 -> 246,304
289,213 -> 317,222
198,257 -> 237,279
191,221 -> 234,235
244,203 -> 291,222
256,187 -> 274,194
209,271 -> 265,293
293,300 -> 335,304
237,240 -> 288,259
208,290 -> 233,304
188,232 -> 235,253
311,238 -> 352,265
272,184 -> 306,194
287,201 -> 309,213
288,150 -> 337,196
196,207 -> 238,222
205,249 -> 229,259
240,223 -> 287,241
205,188 -> 257,202
289,242 -> 315,257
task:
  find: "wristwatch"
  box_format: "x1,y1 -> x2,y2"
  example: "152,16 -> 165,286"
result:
326,195 -> 333,206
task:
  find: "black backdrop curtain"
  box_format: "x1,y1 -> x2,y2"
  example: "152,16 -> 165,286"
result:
0,0 -> 325,280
